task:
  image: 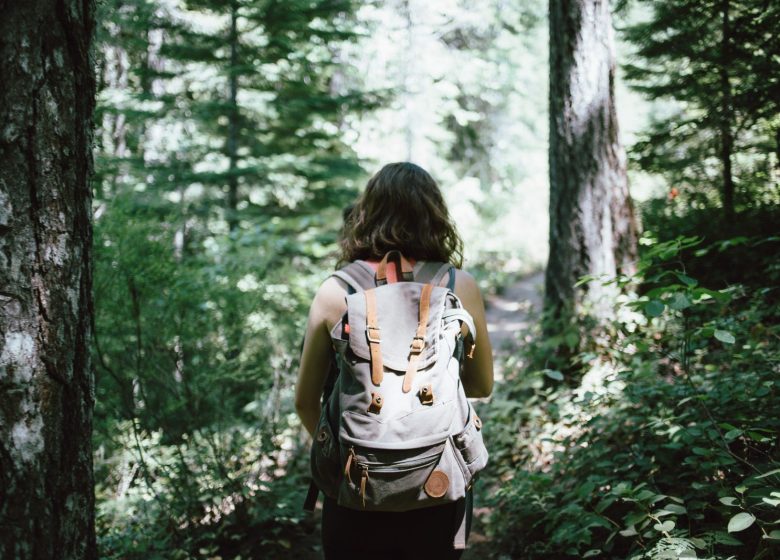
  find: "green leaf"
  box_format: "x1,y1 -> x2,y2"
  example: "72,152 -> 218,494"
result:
654,520 -> 675,532
714,330 -> 735,344
663,504 -> 687,514
690,537 -> 707,549
619,526 -> 638,537
727,512 -> 756,533
712,531 -> 743,545
564,332 -> 579,349
668,292 -> 692,310
765,530 -> 780,540
747,431 -> 771,443
583,550 -> 601,558
543,369 -> 564,381
575,275 -> 597,287
674,272 -> 698,287
719,497 -> 739,506
756,468 -> 780,479
724,429 -> 743,441
644,300 -> 665,317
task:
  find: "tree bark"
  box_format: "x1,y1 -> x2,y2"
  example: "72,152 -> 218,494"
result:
719,0 -> 735,219
0,1 -> 98,558
227,0 -> 240,234
545,0 -> 637,325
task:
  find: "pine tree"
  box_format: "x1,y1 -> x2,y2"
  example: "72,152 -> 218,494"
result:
91,0 -> 382,489
622,0 -> 780,217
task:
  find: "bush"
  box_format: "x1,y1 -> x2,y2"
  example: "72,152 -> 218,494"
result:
484,233 -> 780,559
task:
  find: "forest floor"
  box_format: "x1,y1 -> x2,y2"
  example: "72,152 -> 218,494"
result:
297,271 -> 545,559
461,270 -> 544,559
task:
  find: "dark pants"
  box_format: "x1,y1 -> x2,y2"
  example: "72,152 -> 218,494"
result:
321,489 -> 473,559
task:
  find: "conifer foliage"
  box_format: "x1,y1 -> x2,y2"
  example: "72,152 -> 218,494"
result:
622,0 -> 780,216
91,1 -> 378,556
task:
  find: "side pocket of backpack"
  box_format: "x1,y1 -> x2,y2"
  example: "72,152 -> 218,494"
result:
452,405 -> 489,484
310,409 -> 341,499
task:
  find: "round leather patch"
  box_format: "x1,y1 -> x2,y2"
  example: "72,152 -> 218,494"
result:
424,469 -> 449,498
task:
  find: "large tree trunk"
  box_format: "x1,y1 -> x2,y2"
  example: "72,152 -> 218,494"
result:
545,0 -> 637,326
0,1 -> 98,558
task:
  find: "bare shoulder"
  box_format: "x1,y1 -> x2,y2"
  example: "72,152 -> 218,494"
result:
311,275 -> 349,331
452,268 -> 481,298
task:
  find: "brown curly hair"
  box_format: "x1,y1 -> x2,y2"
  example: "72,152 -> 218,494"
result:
338,162 -> 464,268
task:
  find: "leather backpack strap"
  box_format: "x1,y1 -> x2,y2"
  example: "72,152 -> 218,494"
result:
376,250 -> 414,285
365,289 -> 384,385
402,283 -> 434,393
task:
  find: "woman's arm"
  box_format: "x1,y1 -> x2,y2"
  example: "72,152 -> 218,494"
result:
294,276 -> 347,437
453,269 -> 494,398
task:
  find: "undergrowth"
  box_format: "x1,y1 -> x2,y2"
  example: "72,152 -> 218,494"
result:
481,230 -> 780,559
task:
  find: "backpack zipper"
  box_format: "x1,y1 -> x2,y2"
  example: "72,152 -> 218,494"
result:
348,442 -> 442,473
345,444 -> 443,507
356,453 -> 440,473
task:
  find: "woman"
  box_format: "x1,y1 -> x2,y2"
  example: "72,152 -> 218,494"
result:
295,161 -> 494,559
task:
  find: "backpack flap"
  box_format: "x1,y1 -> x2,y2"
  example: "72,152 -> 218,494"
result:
345,282 -> 448,373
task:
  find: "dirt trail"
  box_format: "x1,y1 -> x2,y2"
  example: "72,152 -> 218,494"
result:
461,270 -> 545,559
484,271 -> 545,356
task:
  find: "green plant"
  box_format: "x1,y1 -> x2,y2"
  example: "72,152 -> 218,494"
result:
483,233 -> 780,559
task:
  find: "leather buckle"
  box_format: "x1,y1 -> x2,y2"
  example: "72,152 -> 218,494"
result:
368,391 -> 383,414
366,326 -> 381,343
419,383 -> 434,405
410,336 -> 425,353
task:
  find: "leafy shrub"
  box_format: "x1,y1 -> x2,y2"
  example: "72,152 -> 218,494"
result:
483,234 -> 780,559
96,421 -> 316,559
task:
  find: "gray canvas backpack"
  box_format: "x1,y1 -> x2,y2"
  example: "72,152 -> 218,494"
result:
302,250 -> 489,549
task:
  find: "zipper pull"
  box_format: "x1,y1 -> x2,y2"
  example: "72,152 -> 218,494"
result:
344,446 -> 356,484
359,465 -> 369,508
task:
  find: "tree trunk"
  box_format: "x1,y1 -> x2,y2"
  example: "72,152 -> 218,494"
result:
0,1 -> 98,558
545,0 -> 637,326
227,0 -> 240,234
719,0 -> 735,219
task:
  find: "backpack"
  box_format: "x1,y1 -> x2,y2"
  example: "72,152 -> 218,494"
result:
302,250 -> 489,550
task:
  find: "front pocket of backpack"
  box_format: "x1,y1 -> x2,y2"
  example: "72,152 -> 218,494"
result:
310,412 -> 341,498
340,442 -> 447,511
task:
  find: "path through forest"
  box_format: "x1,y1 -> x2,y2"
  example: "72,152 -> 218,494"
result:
461,270 -> 544,559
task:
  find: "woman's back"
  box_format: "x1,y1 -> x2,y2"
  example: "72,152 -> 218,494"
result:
295,162 -> 494,557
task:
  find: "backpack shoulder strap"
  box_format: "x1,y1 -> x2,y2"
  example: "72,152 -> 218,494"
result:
331,260 -> 377,293
416,261 -> 456,290
334,259 -> 455,291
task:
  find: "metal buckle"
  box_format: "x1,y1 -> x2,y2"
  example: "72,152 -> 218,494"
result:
410,336 -> 425,353
366,326 -> 381,343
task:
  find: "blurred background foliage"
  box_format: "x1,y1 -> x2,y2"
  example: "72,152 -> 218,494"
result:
91,0 -> 778,558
